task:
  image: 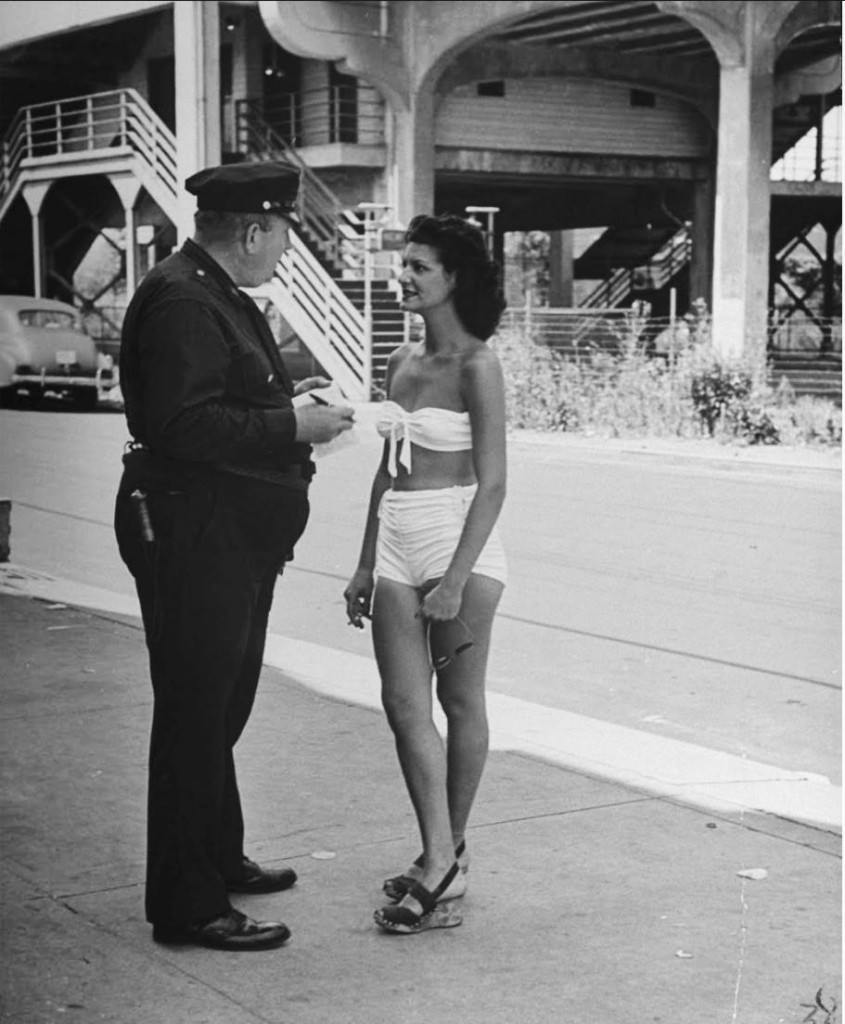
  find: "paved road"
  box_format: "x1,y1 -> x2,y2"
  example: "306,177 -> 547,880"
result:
0,407 -> 841,791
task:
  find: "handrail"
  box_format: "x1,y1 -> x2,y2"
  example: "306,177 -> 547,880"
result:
236,99 -> 363,272
261,228 -> 370,399
235,100 -> 371,395
582,227 -> 692,309
257,86 -> 385,149
0,88 -> 178,205
0,89 -> 372,397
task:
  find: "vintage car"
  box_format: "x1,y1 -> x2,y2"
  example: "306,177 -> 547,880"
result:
0,295 -> 114,409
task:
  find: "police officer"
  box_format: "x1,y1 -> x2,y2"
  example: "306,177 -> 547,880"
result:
114,161 -> 354,951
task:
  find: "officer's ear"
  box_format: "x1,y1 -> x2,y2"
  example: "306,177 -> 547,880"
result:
242,219 -> 263,252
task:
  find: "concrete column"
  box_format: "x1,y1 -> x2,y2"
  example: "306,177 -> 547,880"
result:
174,0 -> 221,241
111,176 -> 142,296
689,174 -> 714,310
548,230 -> 574,307
21,182 -> 50,298
124,207 -> 137,296
391,85 -> 436,225
31,215 -> 43,298
820,218 -> 837,354
711,34 -> 774,360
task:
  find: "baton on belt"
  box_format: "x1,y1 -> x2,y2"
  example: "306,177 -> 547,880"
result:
130,489 -> 155,542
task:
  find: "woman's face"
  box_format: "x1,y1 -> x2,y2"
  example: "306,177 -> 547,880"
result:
398,242 -> 456,314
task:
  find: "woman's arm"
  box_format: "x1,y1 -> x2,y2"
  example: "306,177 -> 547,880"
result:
343,355 -> 400,626
344,445 -> 391,627
422,344 -> 507,620
355,448 -> 392,573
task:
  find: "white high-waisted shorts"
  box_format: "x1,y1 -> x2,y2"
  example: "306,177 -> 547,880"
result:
375,484 -> 507,588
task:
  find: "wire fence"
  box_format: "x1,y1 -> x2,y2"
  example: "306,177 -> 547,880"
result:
498,306 -> 842,358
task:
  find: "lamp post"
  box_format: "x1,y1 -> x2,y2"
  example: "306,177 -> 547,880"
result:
356,202 -> 392,398
465,205 -> 499,256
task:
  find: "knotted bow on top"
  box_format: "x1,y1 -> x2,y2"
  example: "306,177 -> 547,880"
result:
374,401 -> 473,478
376,402 -> 414,477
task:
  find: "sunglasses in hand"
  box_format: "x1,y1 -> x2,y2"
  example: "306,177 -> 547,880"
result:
426,615 -> 475,671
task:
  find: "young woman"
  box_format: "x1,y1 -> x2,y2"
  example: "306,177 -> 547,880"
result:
344,214 -> 507,935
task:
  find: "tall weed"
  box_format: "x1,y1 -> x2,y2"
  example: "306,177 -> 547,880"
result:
491,325 -> 841,446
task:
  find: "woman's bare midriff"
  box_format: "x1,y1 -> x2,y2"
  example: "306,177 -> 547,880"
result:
389,445 -> 477,491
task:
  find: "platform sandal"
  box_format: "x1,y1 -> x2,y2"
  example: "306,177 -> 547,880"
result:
382,839 -> 468,902
374,862 -> 463,935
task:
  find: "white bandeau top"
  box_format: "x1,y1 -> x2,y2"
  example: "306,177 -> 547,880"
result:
375,400 -> 472,477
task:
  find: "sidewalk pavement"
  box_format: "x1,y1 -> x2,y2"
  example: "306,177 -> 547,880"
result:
506,430 -> 842,476
0,590 -> 841,1024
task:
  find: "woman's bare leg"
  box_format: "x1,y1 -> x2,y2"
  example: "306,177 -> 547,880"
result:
372,579 -> 456,892
434,573 -> 504,848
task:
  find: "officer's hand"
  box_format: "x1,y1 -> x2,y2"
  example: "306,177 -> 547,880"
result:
294,376 -> 332,397
293,403 -> 355,443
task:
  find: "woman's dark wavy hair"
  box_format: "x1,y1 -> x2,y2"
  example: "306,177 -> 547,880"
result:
404,214 -> 506,341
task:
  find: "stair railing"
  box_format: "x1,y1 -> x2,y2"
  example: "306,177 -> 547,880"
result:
236,99 -> 364,273
582,226 -> 691,309
1,89 -> 178,213
260,227 -> 370,400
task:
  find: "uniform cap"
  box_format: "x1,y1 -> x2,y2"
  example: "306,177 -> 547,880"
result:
185,161 -> 301,215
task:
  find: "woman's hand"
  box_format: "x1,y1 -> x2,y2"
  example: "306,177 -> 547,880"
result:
419,579 -> 464,622
343,568 -> 374,628
293,375 -> 332,397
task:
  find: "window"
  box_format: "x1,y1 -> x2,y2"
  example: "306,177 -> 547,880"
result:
477,81 -> 505,98
19,309 -> 78,330
329,65 -> 358,143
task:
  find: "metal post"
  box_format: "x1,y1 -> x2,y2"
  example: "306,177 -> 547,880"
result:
124,204 -> 137,296
356,202 -> 391,398
119,91 -> 127,148
820,223 -> 836,354
815,93 -> 826,182
465,205 -> 499,257
31,212 -> 43,298
669,286 -> 677,369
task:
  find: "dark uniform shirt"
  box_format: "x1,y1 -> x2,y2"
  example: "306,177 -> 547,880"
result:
120,238 -> 312,488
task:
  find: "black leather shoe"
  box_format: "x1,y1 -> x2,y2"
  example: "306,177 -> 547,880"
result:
227,856 -> 298,895
152,908 -> 290,951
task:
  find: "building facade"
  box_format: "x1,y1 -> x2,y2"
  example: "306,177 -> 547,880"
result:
0,0 -> 840,397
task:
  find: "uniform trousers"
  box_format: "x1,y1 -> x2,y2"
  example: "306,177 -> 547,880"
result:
114,469 -> 309,928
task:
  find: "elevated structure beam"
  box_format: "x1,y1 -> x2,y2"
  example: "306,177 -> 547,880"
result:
174,0 -> 220,240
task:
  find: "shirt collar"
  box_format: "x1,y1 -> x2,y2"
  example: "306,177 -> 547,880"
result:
181,238 -> 247,303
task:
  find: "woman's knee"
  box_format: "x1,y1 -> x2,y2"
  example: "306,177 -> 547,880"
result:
382,691 -> 430,734
436,686 -> 486,725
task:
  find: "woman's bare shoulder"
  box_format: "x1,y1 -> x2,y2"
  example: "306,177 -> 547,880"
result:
460,339 -> 502,377
386,341 -> 417,367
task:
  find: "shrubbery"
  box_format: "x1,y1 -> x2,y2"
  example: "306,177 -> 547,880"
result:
492,324 -> 841,447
